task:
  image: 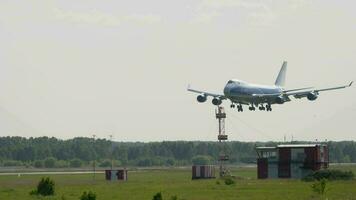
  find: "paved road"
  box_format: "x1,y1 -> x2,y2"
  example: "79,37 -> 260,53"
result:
0,171 -> 103,176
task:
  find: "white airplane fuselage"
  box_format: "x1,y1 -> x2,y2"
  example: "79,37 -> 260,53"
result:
223,80 -> 284,105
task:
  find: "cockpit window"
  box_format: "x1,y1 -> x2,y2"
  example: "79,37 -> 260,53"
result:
228,80 -> 234,84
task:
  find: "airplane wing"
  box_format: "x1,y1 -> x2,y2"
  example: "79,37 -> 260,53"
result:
251,82 -> 353,98
288,81 -> 353,99
187,85 -> 226,99
251,87 -> 313,98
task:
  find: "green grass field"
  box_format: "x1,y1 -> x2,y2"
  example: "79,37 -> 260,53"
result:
0,165 -> 355,200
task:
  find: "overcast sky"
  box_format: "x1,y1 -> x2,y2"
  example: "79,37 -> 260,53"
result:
0,0 -> 355,142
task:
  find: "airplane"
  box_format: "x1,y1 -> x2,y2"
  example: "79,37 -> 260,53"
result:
187,61 -> 353,112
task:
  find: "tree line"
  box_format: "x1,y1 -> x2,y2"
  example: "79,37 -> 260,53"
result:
0,137 -> 355,168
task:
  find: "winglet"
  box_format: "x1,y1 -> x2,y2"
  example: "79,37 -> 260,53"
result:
349,81 -> 353,87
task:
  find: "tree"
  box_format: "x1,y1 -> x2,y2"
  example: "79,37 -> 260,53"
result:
30,177 -> 55,196
69,159 -> 82,168
34,160 -> 44,168
44,157 -> 56,168
80,191 -> 96,200
192,155 -> 213,165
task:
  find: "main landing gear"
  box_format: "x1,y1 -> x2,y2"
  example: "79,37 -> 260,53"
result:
231,103 -> 272,112
251,104 -> 272,112
265,104 -> 272,112
230,103 -> 243,112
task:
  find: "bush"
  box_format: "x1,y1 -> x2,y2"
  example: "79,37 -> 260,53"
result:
170,195 -> 178,200
44,157 -> 56,168
137,158 -> 153,167
3,160 -> 23,167
80,191 -> 96,200
34,160 -> 44,168
69,159 -> 82,168
30,177 -> 55,196
166,158 -> 175,166
99,159 -> 112,167
224,177 -> 236,185
311,178 -> 328,196
302,169 -> 354,181
55,160 -> 69,168
191,155 -> 213,165
152,192 -> 163,200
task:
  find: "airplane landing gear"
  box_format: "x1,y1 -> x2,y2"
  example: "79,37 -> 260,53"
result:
230,104 -> 235,108
258,105 -> 265,111
266,104 -> 272,112
248,106 -> 256,111
237,104 -> 243,112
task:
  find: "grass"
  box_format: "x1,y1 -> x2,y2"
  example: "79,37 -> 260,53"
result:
0,165 -> 355,200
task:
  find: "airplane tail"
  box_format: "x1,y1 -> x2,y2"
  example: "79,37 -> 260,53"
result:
275,61 -> 287,87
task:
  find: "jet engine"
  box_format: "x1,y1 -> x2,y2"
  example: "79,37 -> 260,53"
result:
212,98 -> 222,106
197,94 -> 207,103
307,92 -> 318,101
275,96 -> 285,104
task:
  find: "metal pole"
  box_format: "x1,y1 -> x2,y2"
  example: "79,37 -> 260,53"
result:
109,134 -> 113,170
92,134 -> 96,181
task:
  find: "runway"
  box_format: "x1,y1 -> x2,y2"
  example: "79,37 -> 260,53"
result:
0,171 -> 103,176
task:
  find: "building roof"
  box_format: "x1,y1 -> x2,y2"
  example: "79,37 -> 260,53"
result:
277,144 -> 322,148
255,147 -> 277,150
256,144 -> 325,150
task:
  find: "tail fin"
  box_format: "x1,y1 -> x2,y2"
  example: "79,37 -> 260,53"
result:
275,61 -> 287,87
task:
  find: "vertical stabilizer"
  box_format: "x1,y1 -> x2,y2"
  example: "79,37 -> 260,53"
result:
275,61 -> 287,87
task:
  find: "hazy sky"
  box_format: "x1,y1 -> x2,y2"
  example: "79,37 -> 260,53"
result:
1,0 -> 355,141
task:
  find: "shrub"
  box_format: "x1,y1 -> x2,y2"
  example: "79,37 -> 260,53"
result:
170,195 -> 178,200
224,177 -> 236,185
69,159 -> 82,168
311,178 -> 328,196
303,169 -> 354,181
166,158 -> 175,166
191,155 -> 213,165
152,192 -> 163,200
137,158 -> 153,167
3,160 -> 23,167
55,160 -> 69,168
34,160 -> 44,168
30,177 -> 55,196
99,159 -> 112,167
80,191 -> 96,200
44,157 -> 56,168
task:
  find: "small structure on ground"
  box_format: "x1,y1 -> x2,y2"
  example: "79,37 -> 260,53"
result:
192,165 -> 216,179
255,144 -> 329,179
105,169 -> 128,181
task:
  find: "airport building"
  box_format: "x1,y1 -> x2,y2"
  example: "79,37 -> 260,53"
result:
255,144 -> 329,179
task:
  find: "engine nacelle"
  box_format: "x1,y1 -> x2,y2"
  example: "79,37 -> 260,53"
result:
197,94 -> 207,103
307,92 -> 318,101
275,96 -> 285,104
212,98 -> 222,106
